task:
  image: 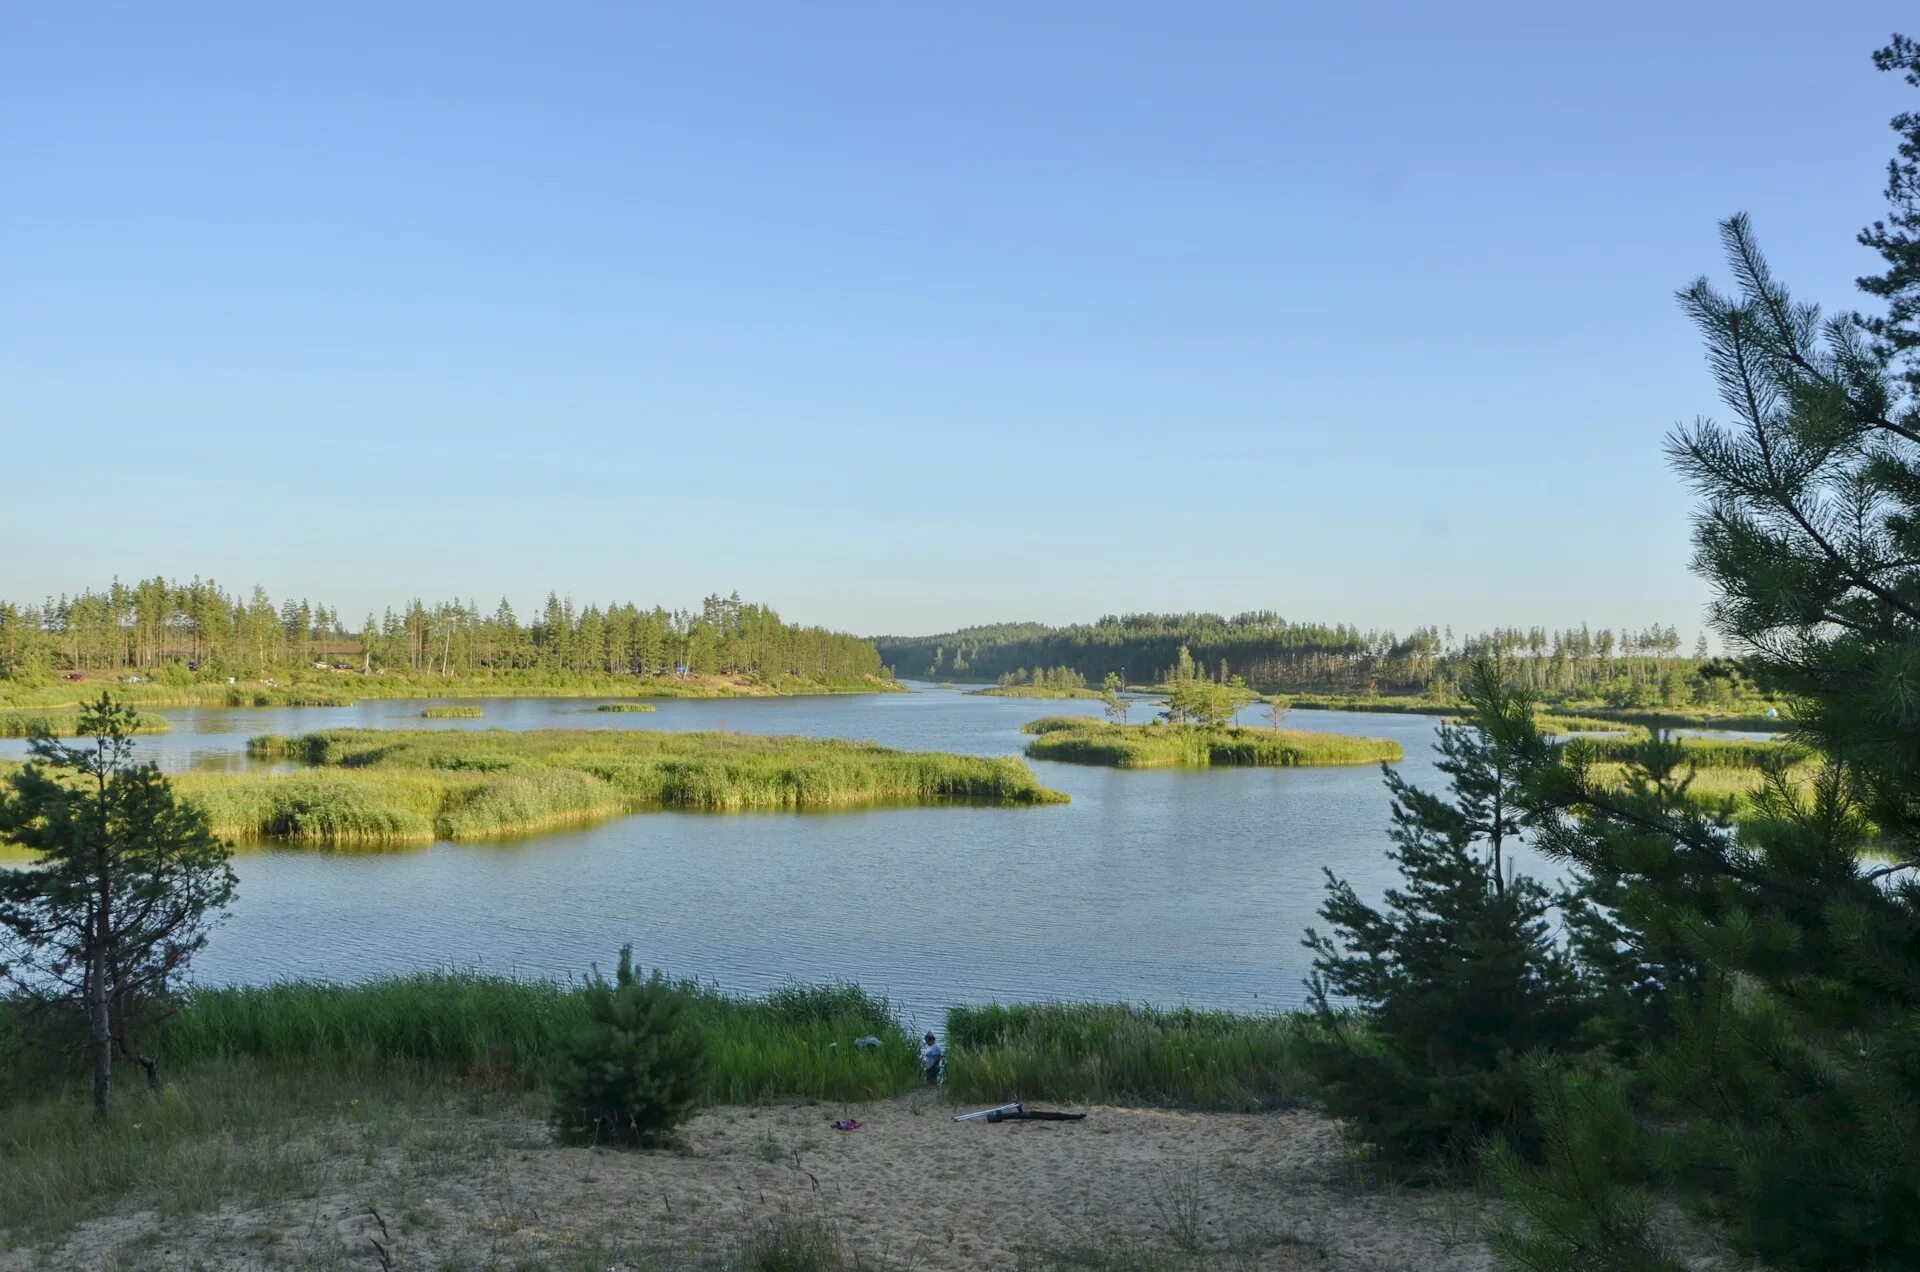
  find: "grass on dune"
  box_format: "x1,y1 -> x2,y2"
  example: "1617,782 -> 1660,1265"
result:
1020,717 -> 1402,769
160,727 -> 1068,845
0,975 -> 919,1239
0,706 -> 170,737
421,704 -> 484,718
0,974 -> 1324,1242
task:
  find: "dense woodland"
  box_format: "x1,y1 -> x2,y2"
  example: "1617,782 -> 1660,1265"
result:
876,613 -> 1737,708
0,581 -> 887,684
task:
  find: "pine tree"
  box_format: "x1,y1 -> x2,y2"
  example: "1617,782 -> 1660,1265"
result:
548,946 -> 707,1147
1858,35 -> 1920,396
1303,662 -> 1587,1174
0,695 -> 236,1117
1493,59 -> 1920,1260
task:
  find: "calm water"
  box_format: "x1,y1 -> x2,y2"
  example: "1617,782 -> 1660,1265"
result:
2,686 -> 1574,1023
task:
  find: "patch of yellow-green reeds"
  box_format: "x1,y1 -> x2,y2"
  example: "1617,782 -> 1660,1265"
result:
0,707 -> 171,738
170,728 -> 1068,845
943,1001 -> 1319,1111
421,705 -> 484,718
592,702 -> 658,712
1020,717 -> 1401,769
172,772 -> 441,847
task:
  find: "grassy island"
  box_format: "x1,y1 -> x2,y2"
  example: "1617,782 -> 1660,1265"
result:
0,706 -> 170,738
969,684 -> 1106,700
593,702 -> 658,712
1021,717 -> 1402,768
420,705 -> 484,719
162,728 -> 1065,846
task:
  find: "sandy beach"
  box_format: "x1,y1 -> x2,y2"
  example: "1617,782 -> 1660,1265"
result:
12,1093 -> 1498,1270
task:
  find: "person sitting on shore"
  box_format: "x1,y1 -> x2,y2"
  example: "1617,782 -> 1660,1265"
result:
921,1031 -> 945,1085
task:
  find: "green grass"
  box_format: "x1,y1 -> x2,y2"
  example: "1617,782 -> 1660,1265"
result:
944,1001 -> 1318,1111
0,975 -> 1325,1244
0,974 -> 919,1241
157,727 -> 1068,844
594,702 -> 659,712
1272,692 -> 1789,733
0,706 -> 171,737
1576,735 -> 1799,770
1020,717 -> 1402,768
420,704 -> 484,718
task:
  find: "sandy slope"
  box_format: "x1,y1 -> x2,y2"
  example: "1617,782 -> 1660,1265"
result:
11,1094 -> 1497,1270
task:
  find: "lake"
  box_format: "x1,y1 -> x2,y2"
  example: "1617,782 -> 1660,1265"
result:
2,685 -> 1561,1027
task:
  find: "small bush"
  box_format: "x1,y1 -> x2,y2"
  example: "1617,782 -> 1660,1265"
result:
548,946 -> 707,1147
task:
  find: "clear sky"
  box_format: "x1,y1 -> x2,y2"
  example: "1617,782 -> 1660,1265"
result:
2,3 -> 1911,640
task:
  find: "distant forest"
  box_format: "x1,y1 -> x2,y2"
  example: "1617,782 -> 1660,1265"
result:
0,580 -> 886,683
874,613 -> 1742,708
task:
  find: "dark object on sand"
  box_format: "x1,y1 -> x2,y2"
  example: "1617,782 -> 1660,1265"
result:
953,1100 -> 1086,1124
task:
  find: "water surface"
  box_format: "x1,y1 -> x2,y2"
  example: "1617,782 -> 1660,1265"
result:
2,686 -> 1586,1021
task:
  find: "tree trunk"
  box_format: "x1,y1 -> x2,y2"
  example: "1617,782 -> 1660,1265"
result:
88,950 -> 112,1118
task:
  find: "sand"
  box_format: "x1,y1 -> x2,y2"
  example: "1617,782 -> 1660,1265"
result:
9,1094 -> 1499,1270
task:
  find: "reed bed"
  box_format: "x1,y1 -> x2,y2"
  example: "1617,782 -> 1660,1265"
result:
421,705 -> 484,718
0,706 -> 170,737
1575,735 -> 1799,769
593,702 -> 658,712
1021,718 -> 1401,769
166,728 -> 1065,845
141,974 -> 918,1106
943,1001 -> 1318,1111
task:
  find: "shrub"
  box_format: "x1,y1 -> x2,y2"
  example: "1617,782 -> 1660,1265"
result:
548,946 -> 707,1147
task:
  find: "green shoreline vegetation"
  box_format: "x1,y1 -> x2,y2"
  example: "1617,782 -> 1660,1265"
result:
0,706 -> 170,737
1021,716 -> 1403,768
0,975 -> 1311,1240
161,728 -> 1066,845
420,705 -> 483,718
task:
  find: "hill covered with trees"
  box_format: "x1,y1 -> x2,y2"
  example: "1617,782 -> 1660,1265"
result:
874,612 -> 1736,710
0,581 -> 888,692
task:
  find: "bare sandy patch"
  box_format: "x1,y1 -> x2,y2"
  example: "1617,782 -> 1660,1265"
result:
9,1093 -> 1496,1270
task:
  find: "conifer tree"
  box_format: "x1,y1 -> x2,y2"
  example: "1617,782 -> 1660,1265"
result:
0,695 -> 236,1117
548,946 -> 707,1147
1492,43 -> 1920,1261
1304,662 -> 1587,1174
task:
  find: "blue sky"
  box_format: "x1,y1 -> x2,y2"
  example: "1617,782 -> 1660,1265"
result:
2,3 -> 1911,640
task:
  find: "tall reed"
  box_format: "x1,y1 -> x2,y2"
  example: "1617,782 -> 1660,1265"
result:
168,728 -> 1067,845
1020,718 -> 1401,768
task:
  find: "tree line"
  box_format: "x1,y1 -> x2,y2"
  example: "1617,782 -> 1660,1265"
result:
0,583 -> 886,684
878,614 -> 1735,708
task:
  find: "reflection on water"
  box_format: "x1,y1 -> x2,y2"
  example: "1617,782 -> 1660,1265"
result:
0,686 -> 1782,1016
